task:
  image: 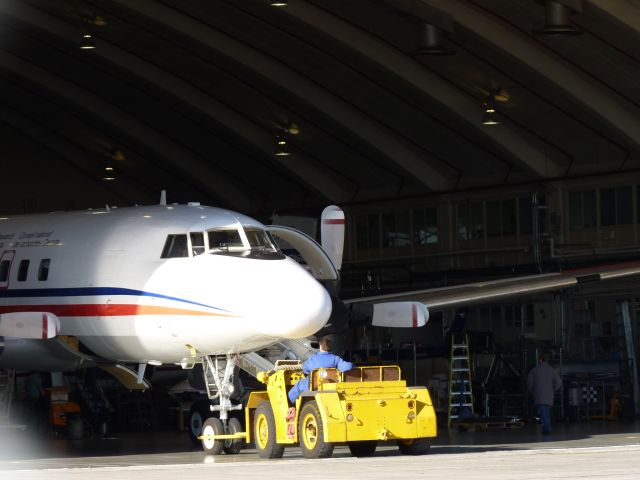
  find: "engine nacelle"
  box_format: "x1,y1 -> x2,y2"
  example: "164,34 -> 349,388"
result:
372,302 -> 429,328
0,312 -> 60,339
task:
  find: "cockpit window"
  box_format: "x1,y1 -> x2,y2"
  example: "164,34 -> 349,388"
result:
244,228 -> 277,252
161,234 -> 188,258
208,229 -> 243,251
190,232 -> 205,256
206,227 -> 283,259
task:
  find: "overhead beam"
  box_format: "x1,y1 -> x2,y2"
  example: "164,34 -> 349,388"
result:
290,0 -> 564,178
0,107 -> 141,205
2,0 -> 355,205
0,2 -> 261,212
585,0 -> 640,35
419,0 -> 640,153
112,0 -> 456,192
0,82 -> 188,202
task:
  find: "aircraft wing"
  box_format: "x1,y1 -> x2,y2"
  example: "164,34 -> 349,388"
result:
344,261 -> 640,312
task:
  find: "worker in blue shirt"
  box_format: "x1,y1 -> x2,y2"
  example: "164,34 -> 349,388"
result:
288,335 -> 354,404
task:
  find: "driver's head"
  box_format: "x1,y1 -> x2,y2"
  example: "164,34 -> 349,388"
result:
319,335 -> 333,352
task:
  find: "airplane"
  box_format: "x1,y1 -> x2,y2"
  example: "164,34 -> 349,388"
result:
0,197 -> 426,443
1,196 -> 640,449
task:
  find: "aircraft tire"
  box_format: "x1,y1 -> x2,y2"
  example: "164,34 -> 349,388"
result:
201,417 -> 224,455
298,401 -> 334,459
254,401 -> 284,458
223,417 -> 243,454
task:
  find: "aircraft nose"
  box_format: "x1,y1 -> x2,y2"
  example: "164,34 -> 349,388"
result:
252,260 -> 332,339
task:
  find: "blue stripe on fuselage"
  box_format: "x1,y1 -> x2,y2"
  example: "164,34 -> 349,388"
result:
0,287 -> 229,312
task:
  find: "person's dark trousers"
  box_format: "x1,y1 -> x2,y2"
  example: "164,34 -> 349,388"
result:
537,404 -> 552,433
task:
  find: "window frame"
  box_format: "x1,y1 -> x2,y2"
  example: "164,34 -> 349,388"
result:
38,259 -> 51,281
17,259 -> 30,282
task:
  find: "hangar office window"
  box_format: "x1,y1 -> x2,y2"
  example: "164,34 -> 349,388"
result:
38,259 -> 50,281
486,200 -> 500,237
502,199 -> 516,235
457,201 -> 483,240
600,186 -> 632,226
0,260 -> 10,282
382,211 -> 410,247
413,207 -> 438,245
161,234 -> 188,258
17,259 -> 29,281
356,214 -> 380,250
519,197 -> 533,234
487,199 -> 517,237
569,190 -> 596,230
520,195 -> 546,235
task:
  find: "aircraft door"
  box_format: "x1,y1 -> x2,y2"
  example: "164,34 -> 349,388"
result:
0,250 -> 16,290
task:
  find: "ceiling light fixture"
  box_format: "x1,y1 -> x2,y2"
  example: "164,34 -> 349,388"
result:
103,164 -> 116,181
533,0 -> 582,36
412,23 -> 454,56
270,0 -> 288,7
80,33 -> 96,50
110,149 -> 125,162
91,15 -> 107,27
481,103 -> 500,126
284,122 -> 300,135
274,133 -> 291,156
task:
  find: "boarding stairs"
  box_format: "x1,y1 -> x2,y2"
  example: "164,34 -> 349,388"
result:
238,338 -> 316,377
202,338 -> 318,399
447,334 -> 474,428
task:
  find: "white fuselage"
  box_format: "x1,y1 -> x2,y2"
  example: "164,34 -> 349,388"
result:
0,204 -> 332,364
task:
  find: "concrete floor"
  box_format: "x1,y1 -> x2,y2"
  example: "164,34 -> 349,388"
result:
1,421 -> 640,480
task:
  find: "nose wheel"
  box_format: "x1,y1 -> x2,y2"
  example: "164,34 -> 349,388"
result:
223,417 -> 243,454
200,416 -> 244,455
201,417 -> 224,455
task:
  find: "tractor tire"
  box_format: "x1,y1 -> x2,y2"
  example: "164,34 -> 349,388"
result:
348,440 -> 377,457
298,401 -> 334,459
254,401 -> 285,459
398,438 -> 430,455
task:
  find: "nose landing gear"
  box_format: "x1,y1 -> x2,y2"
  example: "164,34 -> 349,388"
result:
197,354 -> 245,454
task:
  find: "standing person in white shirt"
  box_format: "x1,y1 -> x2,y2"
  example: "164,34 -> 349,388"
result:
527,351 -> 562,434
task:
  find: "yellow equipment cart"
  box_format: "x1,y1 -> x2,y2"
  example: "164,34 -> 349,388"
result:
200,360 -> 437,458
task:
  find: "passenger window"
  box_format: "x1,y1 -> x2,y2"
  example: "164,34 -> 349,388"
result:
38,259 -> 50,281
161,234 -> 188,258
0,260 -> 10,282
190,232 -> 205,256
208,230 -> 243,251
17,259 -> 30,281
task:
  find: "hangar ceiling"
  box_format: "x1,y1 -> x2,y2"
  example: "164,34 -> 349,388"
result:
1,0 -> 639,218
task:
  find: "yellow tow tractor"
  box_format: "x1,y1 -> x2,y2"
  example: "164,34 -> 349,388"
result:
199,360 -> 437,458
